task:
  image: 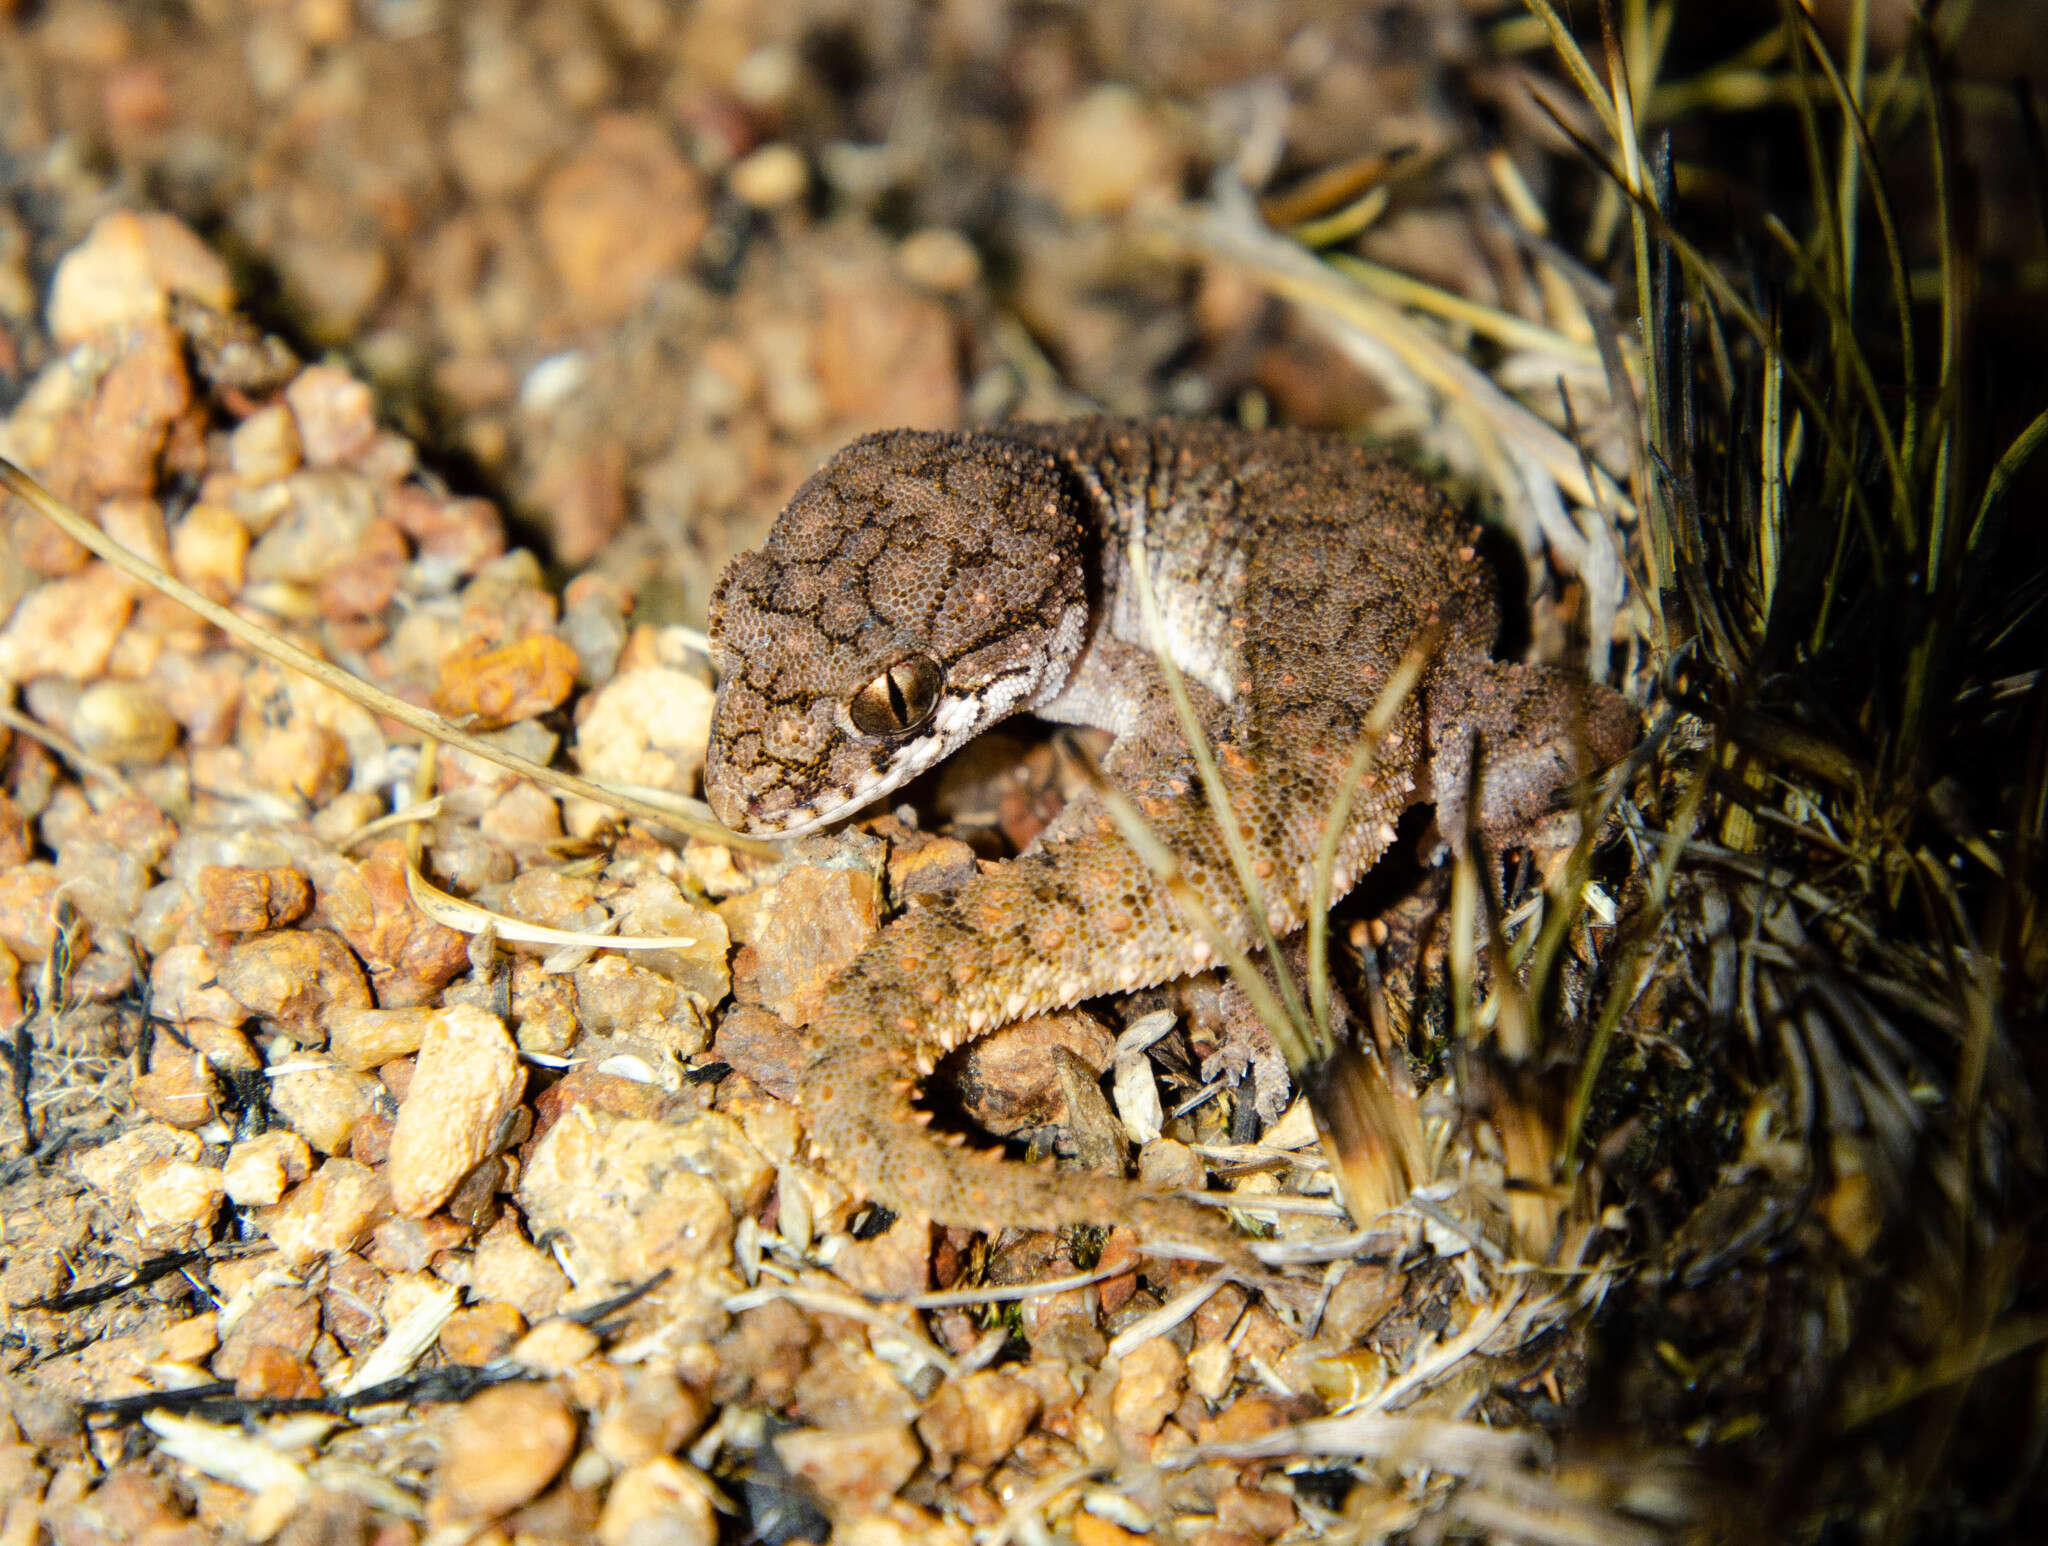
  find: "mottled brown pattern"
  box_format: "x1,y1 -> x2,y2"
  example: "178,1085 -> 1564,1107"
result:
707,418 -> 1638,1259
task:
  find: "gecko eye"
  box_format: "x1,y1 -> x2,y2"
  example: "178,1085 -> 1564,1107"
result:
848,655 -> 943,738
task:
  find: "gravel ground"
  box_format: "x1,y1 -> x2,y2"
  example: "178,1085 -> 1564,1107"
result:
5,2 -> 2037,1543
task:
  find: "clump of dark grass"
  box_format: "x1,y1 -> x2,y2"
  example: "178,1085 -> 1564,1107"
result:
1519,0 -> 2048,1536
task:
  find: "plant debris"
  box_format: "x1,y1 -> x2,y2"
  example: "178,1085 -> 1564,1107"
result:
0,3 -> 2042,1544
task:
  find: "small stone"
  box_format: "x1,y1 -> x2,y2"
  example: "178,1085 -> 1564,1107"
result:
1111,1336 -> 1185,1443
215,1286 -> 320,1380
832,1214 -> 932,1300
197,865 -> 313,933
0,865 -> 60,962
1137,1137 -> 1206,1191
711,1003 -> 804,1102
1185,1338 -> 1233,1403
529,1069 -> 666,1141
1073,1512 -> 1149,1546
367,1213 -> 469,1274
471,781 -> 560,852
317,517 -> 408,620
132,1049 -> 219,1129
45,1472 -> 184,1546
83,322 -> 192,498
245,470 -> 377,586
217,929 -> 372,1036
326,1006 -> 436,1070
718,866 -> 881,1026
307,841 -> 470,1008
517,1109 -> 741,1334
223,1132 -> 313,1207
130,1156 -> 227,1244
349,1109 -> 396,1169
387,1005 -> 525,1218
169,503 -> 251,599
229,403 -> 302,484
1194,1394 -> 1287,1446
898,227 -> 981,293
432,634 -> 580,730
284,365 -> 378,468
0,945 -> 24,1036
0,794 -> 29,867
572,666 -> 716,797
149,943 -> 251,1026
593,1371 -> 709,1467
509,1318 -> 600,1375
66,680 -> 179,767
537,113 -> 709,323
46,211 -> 233,346
98,495 -> 171,571
596,1458 -> 719,1546
1320,1262 -> 1403,1345
261,1158 -> 392,1267
500,868 -> 598,927
439,1301 -> 525,1365
0,565 -> 134,681
571,955 -> 684,1044
814,269 -> 961,432
916,1369 -> 1043,1476
730,142 -> 808,208
508,960 -> 579,1056
50,835 -> 150,933
232,1342 -> 323,1401
956,1011 -> 1116,1137
267,1056 -> 382,1155
160,1312 -> 220,1366
1026,84 -> 1186,219
469,1218 -> 568,1323
1217,1482 -> 1298,1541
433,1383 -> 577,1523
528,437 -> 627,567
771,1423 -> 922,1515
76,1121 -> 199,1194
446,98 -> 562,201
610,876 -> 730,1008
385,485 -> 505,573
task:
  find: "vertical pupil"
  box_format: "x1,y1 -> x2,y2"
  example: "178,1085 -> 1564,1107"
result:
887,667 -> 909,722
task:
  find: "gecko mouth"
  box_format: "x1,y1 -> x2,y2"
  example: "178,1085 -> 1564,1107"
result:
727,730 -> 961,839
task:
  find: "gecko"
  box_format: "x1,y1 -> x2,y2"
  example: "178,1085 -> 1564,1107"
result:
704,418 -> 1638,1259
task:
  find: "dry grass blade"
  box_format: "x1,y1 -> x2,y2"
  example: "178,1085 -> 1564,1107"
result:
0,457 -> 776,856
402,866 -> 699,953
1168,187 -> 1635,523
0,701 -> 131,793
1125,538 -> 1310,1048
1523,99 -> 1893,572
1327,252 -> 1604,365
1305,629 -> 1437,1046
1965,404 -> 2048,553
1067,739 -> 1301,1094
1564,737 -> 1712,1166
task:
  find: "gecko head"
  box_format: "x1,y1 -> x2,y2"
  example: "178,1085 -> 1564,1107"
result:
704,429 -> 1092,837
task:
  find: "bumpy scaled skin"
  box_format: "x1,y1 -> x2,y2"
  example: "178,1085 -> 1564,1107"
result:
707,418 -> 1638,1259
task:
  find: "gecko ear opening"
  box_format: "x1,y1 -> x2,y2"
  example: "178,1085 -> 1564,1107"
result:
849,654 -> 943,738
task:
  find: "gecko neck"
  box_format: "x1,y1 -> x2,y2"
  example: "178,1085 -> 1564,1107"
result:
993,422 -> 1251,717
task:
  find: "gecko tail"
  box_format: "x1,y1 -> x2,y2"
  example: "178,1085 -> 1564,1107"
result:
798,1045 -> 1254,1269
